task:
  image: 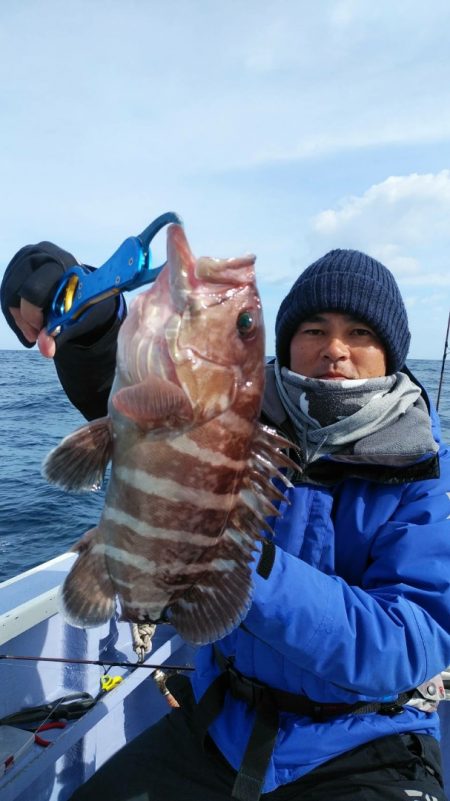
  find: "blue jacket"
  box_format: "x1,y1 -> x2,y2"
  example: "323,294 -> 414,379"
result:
191,369 -> 450,792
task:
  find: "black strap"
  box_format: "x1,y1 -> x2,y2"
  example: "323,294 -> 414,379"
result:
214,646 -> 413,719
192,667 -> 278,801
349,692 -> 413,717
256,540 -> 276,579
192,671 -> 231,738
231,692 -> 278,801
178,648 -> 414,801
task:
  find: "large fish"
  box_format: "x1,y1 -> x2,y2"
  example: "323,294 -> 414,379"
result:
44,224 -> 293,645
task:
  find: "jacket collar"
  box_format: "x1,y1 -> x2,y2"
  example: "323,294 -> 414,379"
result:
261,361 -> 440,486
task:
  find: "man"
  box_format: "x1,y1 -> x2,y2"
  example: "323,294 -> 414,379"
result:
2,244 -> 450,801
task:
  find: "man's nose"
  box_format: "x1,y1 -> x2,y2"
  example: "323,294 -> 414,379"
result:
322,337 -> 350,360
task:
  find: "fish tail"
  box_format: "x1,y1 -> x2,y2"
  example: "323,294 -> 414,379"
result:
59,530 -> 115,627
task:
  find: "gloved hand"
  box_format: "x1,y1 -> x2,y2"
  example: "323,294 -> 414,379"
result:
1,241 -> 118,357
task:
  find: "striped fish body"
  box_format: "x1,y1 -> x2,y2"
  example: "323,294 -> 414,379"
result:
44,224 -> 291,644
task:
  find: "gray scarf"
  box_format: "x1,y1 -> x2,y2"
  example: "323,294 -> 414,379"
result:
274,360 -> 438,466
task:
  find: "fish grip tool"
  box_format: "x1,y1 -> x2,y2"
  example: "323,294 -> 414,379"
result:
47,211 -> 183,335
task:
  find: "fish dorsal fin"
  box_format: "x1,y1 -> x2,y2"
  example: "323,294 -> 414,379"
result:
43,417 -> 113,492
112,374 -> 193,429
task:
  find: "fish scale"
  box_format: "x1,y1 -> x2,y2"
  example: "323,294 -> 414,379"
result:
44,224 -> 296,645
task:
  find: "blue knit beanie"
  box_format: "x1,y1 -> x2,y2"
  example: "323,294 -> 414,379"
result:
275,249 -> 410,374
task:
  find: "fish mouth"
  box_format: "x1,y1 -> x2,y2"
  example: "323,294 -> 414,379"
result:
167,223 -> 257,309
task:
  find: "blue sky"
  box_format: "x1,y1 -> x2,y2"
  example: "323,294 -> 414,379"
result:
0,0 -> 449,358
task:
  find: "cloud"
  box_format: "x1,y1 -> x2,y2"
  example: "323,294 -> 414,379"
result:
306,170 -> 450,358
1,2 -> 450,361
2,0 -> 450,182
310,171 -> 450,286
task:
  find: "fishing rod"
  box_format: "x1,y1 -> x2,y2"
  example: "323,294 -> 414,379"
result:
0,654 -> 194,671
436,311 -> 450,412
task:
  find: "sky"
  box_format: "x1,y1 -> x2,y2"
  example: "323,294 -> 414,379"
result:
0,0 -> 449,359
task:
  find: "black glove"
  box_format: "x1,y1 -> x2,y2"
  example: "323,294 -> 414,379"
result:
1,241 -> 118,348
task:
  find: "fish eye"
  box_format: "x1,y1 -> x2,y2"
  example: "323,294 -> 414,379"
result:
237,310 -> 255,338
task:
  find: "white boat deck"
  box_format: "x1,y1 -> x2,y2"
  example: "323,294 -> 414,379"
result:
0,553 -> 195,801
1,554 -> 450,799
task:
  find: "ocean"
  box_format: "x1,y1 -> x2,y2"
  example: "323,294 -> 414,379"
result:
0,350 -> 449,583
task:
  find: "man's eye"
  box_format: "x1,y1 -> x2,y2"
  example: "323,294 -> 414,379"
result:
353,328 -> 373,336
302,328 -> 324,335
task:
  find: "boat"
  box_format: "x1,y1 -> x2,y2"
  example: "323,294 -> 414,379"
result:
2,552 -> 450,801
0,552 -> 196,801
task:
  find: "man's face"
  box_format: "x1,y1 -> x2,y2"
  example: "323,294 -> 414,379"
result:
289,311 -> 387,379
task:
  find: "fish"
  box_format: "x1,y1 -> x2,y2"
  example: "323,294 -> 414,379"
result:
44,223 -> 294,645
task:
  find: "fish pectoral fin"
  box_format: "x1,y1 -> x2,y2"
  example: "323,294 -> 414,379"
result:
43,417 -> 113,492
112,375 -> 193,429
